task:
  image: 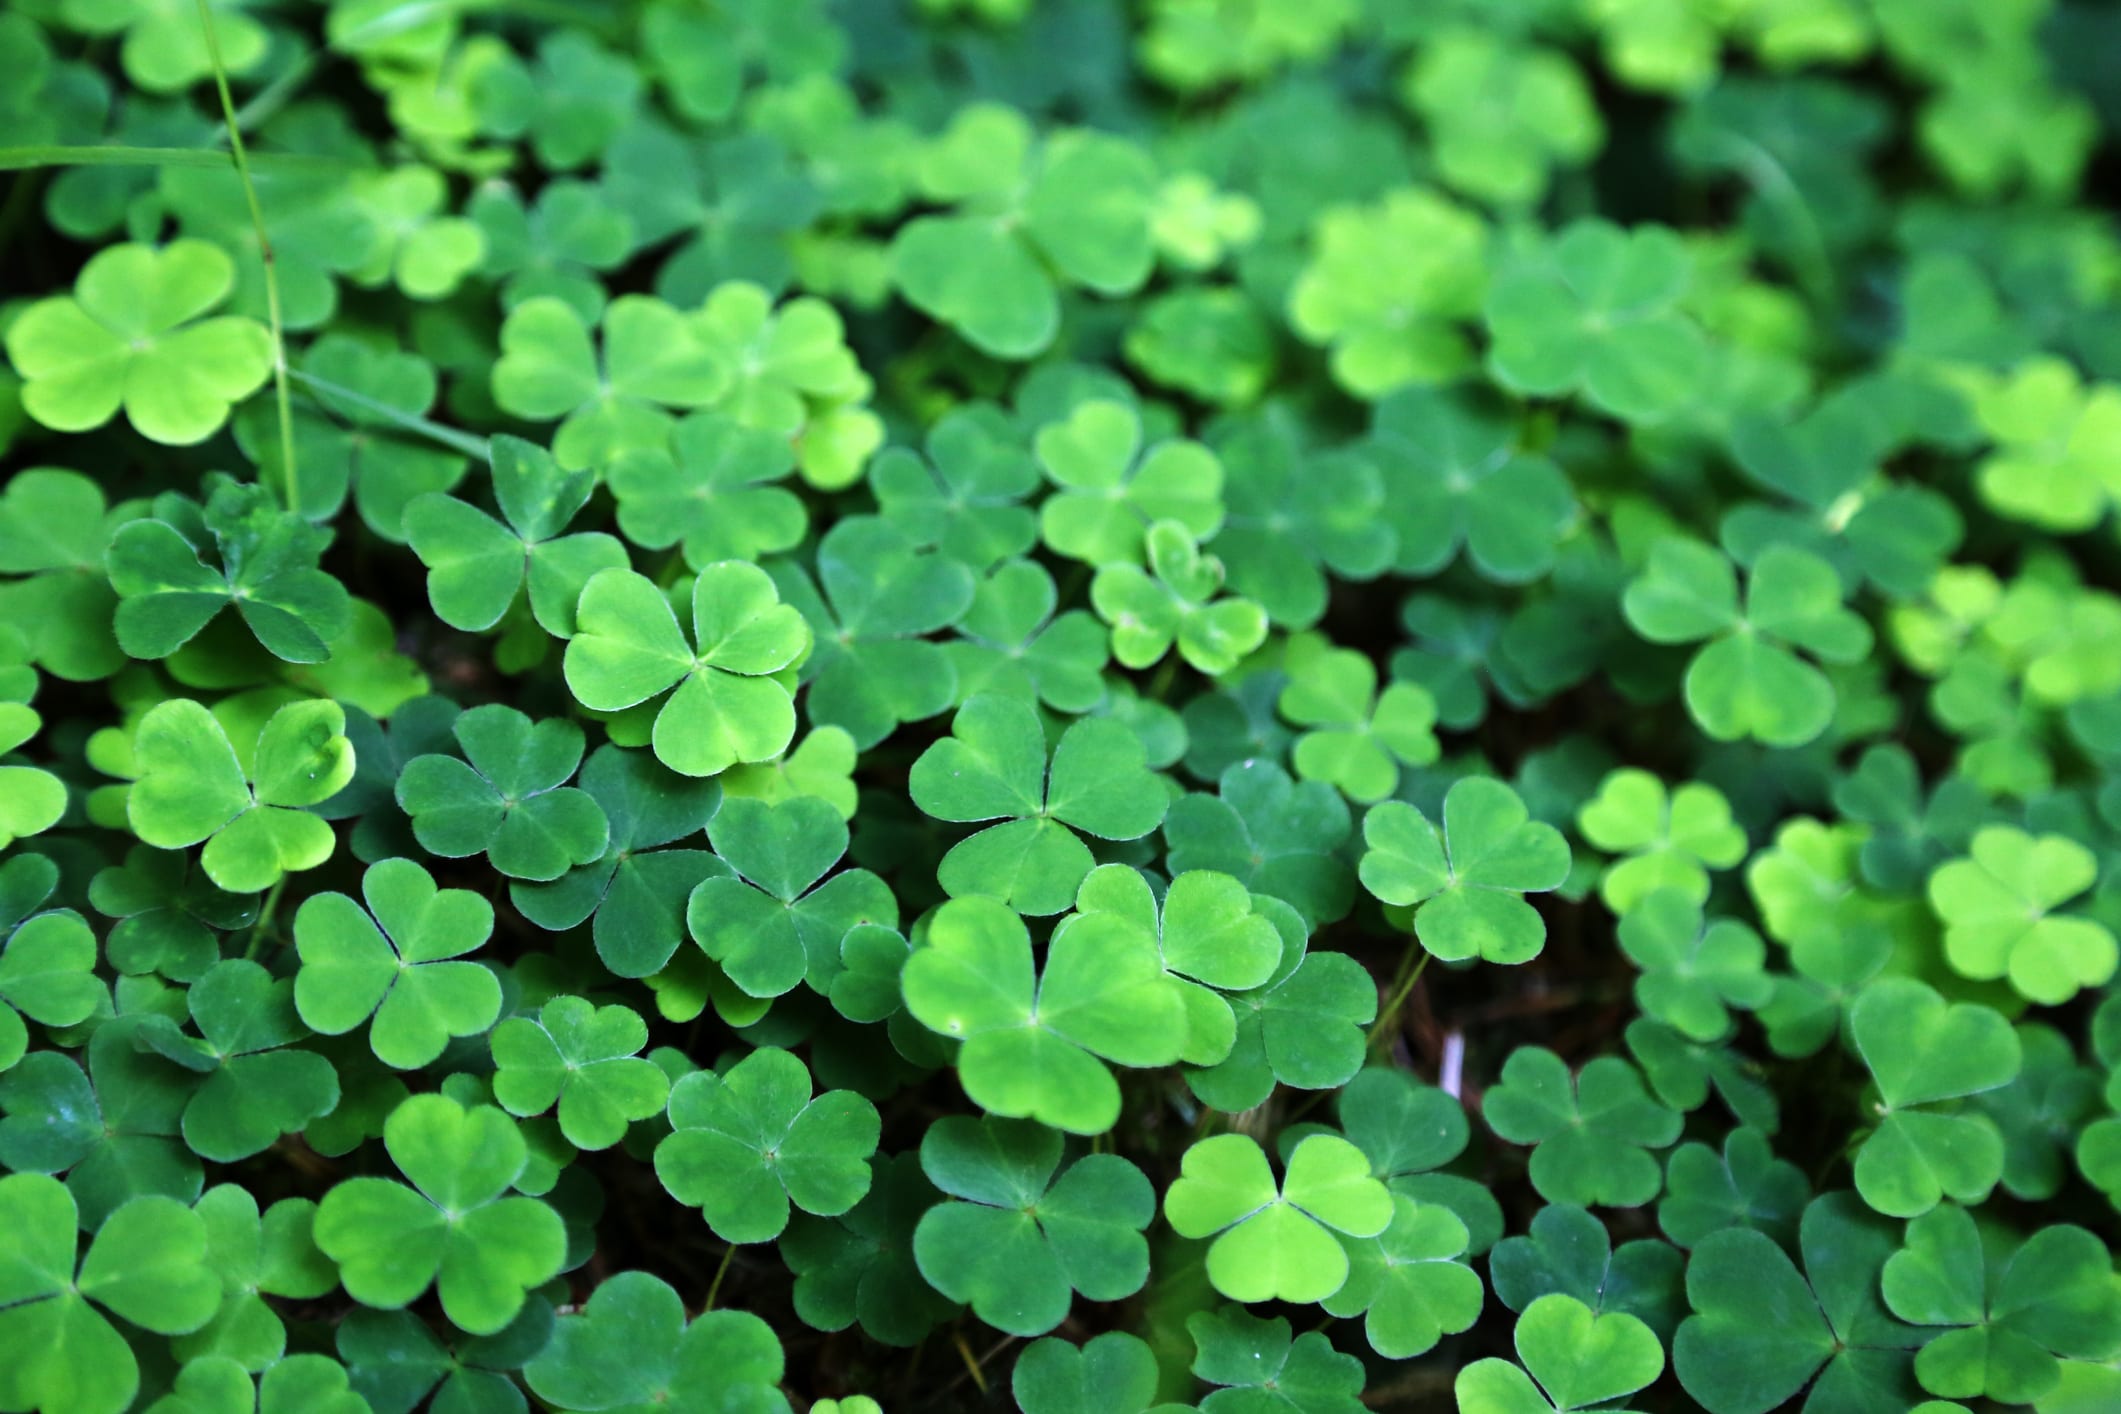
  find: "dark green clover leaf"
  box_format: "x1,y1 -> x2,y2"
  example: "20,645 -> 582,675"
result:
1849,979 -> 2020,1218
1369,389 -> 1579,583
128,698 -> 353,893
1278,632 -> 1439,804
1973,1022 -> 2102,1203
1832,746 -> 1990,895
313,1093 -> 565,1336
1456,1293 -> 1665,1414
1036,398 -> 1224,567
1321,1194 -> 1484,1358
565,562 -> 810,777
607,412 -> 805,570
1675,1194 -> 1925,1414
1164,760 -> 1355,928
1627,1018 -> 1782,1134
781,1151 -> 959,1348
90,845 -> 254,983
1658,1128 -> 1808,1250
1187,904 -> 1375,1113
949,560 -> 1110,714
1616,890 -> 1772,1041
1165,1132 -> 1391,1305
395,705 -> 610,881
1622,539 -> 1872,747
768,515 -> 975,750
292,856 -> 502,1071
871,406 -> 1041,572
175,1185 -> 337,1372
133,959 -> 339,1163
108,482 -> 350,663
339,1301 -> 554,1414
1359,778 -> 1571,965
149,1352 -> 370,1414
1926,825 -> 2118,1005
902,896 -> 1187,1134
0,854 -> 103,1071
1483,1048 -> 1681,1207
1489,1202 -> 1684,1340
1091,519 -> 1268,676
0,467 -> 129,681
1014,1331 -> 1189,1414
1576,768 -> 1748,913
911,1114 -> 1152,1336
491,995 -> 670,1150
0,1177 -> 221,1414
404,434 -> 628,636
470,177 -> 635,317
656,1045 -> 879,1243
910,692 -> 1168,916
687,794 -> 895,999
524,1270 -> 787,1414
1188,1307 -> 1366,1414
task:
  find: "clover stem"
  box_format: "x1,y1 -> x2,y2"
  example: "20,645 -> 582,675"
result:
194,0 -> 299,515
1146,652 -> 1180,702
1365,947 -> 1431,1053
289,368 -> 493,460
245,877 -> 288,960
703,1242 -> 735,1310
950,1330 -> 990,1396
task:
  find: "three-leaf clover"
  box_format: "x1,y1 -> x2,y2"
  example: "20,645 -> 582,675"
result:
394,705 -> 610,880
1187,1307 -> 1367,1414
176,1184 -> 337,1371
1164,1133 -> 1392,1304
0,854 -> 103,1072
1369,389 -> 1580,583
871,407 -> 1041,571
1483,1048 -> 1682,1207
1013,1332 -> 1184,1414
1849,978 -> 2020,1218
606,412 -> 806,569
1359,778 -> 1571,964
1277,632 -> 1440,804
910,1114 -> 1152,1336
1616,890 -> 1773,1041
1456,1293 -> 1665,1414
779,1151 -> 959,1348
1035,399 -> 1224,566
1576,768 -> 1748,912
1658,1128 -> 1808,1250
1489,1201 -> 1684,1335
1925,826 -> 2119,1004
1163,760 -> 1356,927
1321,1194 -> 1484,1358
524,1270 -> 787,1414
947,559 -> 1110,714
1090,520 -> 1268,675
0,468 -> 130,680
491,995 -> 670,1149
1187,911 -> 1377,1114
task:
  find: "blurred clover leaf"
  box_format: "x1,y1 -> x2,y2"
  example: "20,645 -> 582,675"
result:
0,468 -> 130,680
1616,890 -> 1773,1041
1278,633 -> 1440,805
1188,1306 -> 1367,1414
780,1151 -> 958,1348
1013,1331 -> 1186,1414
1926,825 -> 2118,1004
1091,520 -> 1268,676
871,407 -> 1041,571
1403,32 -> 1602,207
1369,390 -> 1579,583
1164,1132 -> 1392,1304
1035,399 -> 1223,567
1658,1128 -> 1808,1250
1359,778 -> 1571,964
948,560 -> 1110,714
1849,979 -> 2020,1218
607,412 -> 804,570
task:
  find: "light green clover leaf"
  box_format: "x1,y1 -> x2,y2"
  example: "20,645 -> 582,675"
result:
1456,1293 -> 1664,1414
692,280 -> 883,490
1187,1307 -> 1367,1414
491,995 -> 669,1149
0,854 -> 103,1071
128,698 -> 352,894
566,562 -> 810,777
292,856 -> 502,1070
523,1270 -> 787,1414
1970,357 -> 2121,533
1367,389 -> 1579,583
1359,778 -> 1571,965
0,704 -> 61,854
3,239 -> 270,445
722,726 -> 858,819
144,1353 -> 368,1414
1165,1133 -> 1392,1305
901,895 -> 1188,1134
1849,978 -> 2020,1218
911,1114 -> 1152,1336
312,1093 -> 565,1336
1403,31 -> 1602,207
909,692 -> 1169,916
947,559 -> 1110,714
1576,768 -> 1748,912
1321,1194 -> 1484,1358
1483,1048 -> 1681,1207
607,411 -> 805,570
656,1045 -> 879,1243
0,468 -> 130,681
1091,519 -> 1268,676
1186,905 -> 1376,1113
1278,631 -> 1440,804
1164,759 -> 1356,928
1925,825 -> 2119,1004
394,704 -> 610,880
1035,399 -> 1224,567
1617,890 -> 1773,1041
173,1185 -> 335,1372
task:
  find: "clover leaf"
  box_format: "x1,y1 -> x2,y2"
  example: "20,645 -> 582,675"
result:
1359,778 -> 1571,965
1187,1307 -> 1367,1414
565,562 -> 810,776
148,1354 -> 372,1414
1488,1202 -> 1683,1338
607,411 -> 805,570
1970,358 -> 2121,533
911,1114 -> 1152,1336
313,1093 -> 565,1335
780,1151 -> 958,1348
470,178 -> 635,317
1091,519 -> 1268,676
1369,389 -> 1579,583
4,239 -> 271,446
1277,632 -> 1439,804
1165,1132 -> 1391,1304
395,704 -> 610,880
1035,398 -> 1224,567
1186,908 -> 1376,1114
909,692 -> 1168,916
338,1298 -> 558,1414
175,1184 -> 336,1372
128,698 -> 352,893
87,848 -> 243,983
292,856 -> 502,1070
1320,1194 -> 1483,1358
1404,31 -> 1603,207
948,560 -> 1110,714
1849,978 -> 2020,1218
0,854 -> 103,1072
1483,1048 -> 1682,1207
1457,1293 -> 1664,1414
1576,768 -> 1748,912
871,407 -> 1042,571
692,280 -> 883,490
1617,890 -> 1773,1041
1013,1332 -> 1187,1414
1163,759 -> 1355,927
491,995 -> 669,1149
523,1270 -> 787,1414
0,468 -> 129,680
1926,825 -> 2119,1004
1658,1128 -> 1809,1250
0,704 -> 64,855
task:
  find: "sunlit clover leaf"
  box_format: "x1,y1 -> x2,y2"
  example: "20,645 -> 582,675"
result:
524,1270 -> 787,1414
1969,359 -> 2121,534
1882,1203 -> 2121,1405
1617,890 -> 1772,1041
471,178 -> 636,318
402,434 -> 626,637
722,726 -> 858,819
128,698 -> 352,893
948,560 -> 1110,714
0,468 -> 129,680
1321,1194 -> 1483,1358
1925,826 -> 2118,1004
1622,539 -> 1872,746
1849,979 -> 2020,1218
608,412 -> 804,571
1488,1202 -> 1684,1340
512,744 -> 723,979
692,281 -> 882,490
872,406 -> 1042,572
1359,778 -> 1570,965
1658,1127 -> 1809,1250
909,692 -> 1168,917
490,294 -> 728,470
656,1045 -> 878,1244
0,705 -> 59,853
131,959 -> 338,1163
1484,1048 -> 1681,1207
1675,1194 -> 1924,1414
0,1177 -> 220,1414
1036,399 -> 1224,567
687,794 -> 895,999
292,856 -> 502,1070
1092,519 -> 1269,676
1186,907 -> 1376,1113
780,1151 -> 958,1348
1277,632 -> 1439,804
1166,1133 -> 1391,1305
3,238 -> 269,445
395,704 -> 610,880
1576,768 -> 1747,912
0,855 -> 102,1071
1457,1293 -> 1664,1414
1187,1307 -> 1366,1414
566,564 -> 809,778
90,845 -> 251,983
1404,31 -> 1603,208
1164,760 -> 1356,928
174,1186 -> 335,1372
490,995 -> 669,1150
1014,1332 -> 1190,1414
108,482 -> 351,663
145,1354 -> 369,1414
1368,389 -> 1579,583
313,1093 -> 565,1336
910,1114 -> 1152,1336
901,896 -> 1187,1133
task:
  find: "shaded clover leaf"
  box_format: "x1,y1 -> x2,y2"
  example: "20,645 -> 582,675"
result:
1091,520 -> 1268,676
947,559 -> 1110,714
1359,778 -> 1570,964
1014,1331 -> 1188,1414
1187,1307 -> 1367,1414
0,468 -> 130,680
91,844 -> 255,982
1832,745 -> 1990,895
395,704 -> 610,880
1163,760 -> 1355,927
0,853 -> 103,1071
340,1296 -> 555,1414
1369,389 -> 1579,583
4,238 -> 270,446
1187,905 -> 1376,1113
524,1270 -> 787,1414
1616,890 -> 1772,1041
1489,1202 -> 1684,1340
491,995 -> 669,1150
470,177 -> 635,317
1483,1048 -> 1681,1207
656,1046 -> 876,1244
292,856 -> 502,1070
909,692 -> 1168,916
1576,768 -> 1748,913
1456,1293 -> 1665,1414
313,1093 -> 565,1336
128,698 -> 353,893
1165,1132 -> 1391,1304
1321,1194 -> 1483,1358
176,1184 -> 336,1372
781,1151 -> 958,1348
871,406 -> 1041,572
1278,632 -> 1439,804
1035,398 -> 1224,567
911,1114 -> 1151,1336
1658,1128 -> 1808,1250
565,562 -> 810,777
607,411 -> 804,570
1849,979 -> 2020,1218
1925,825 -> 2118,1004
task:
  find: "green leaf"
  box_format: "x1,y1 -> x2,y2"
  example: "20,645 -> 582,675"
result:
1576,768 -> 1748,912
1848,979 -> 2020,1218
1164,1132 -> 1391,1305
1616,890 -> 1773,1041
491,994 -> 670,1149
1483,1048 -> 1681,1207
1926,826 -> 2118,1004
524,1269 -> 786,1413
395,704 -> 610,881
1188,1306 -> 1366,1414
1358,779 -> 1571,964
1163,760 -> 1356,927
1279,632 -> 1439,804
1321,1194 -> 1484,1358
1369,390 -> 1579,582
1457,1293 -> 1663,1414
